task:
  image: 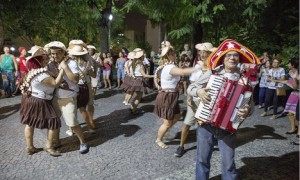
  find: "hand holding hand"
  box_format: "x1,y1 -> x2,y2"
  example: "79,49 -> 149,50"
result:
237,104 -> 250,119
60,61 -> 67,69
196,87 -> 211,104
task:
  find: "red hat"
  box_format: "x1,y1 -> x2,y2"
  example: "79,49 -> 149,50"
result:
19,47 -> 25,53
207,39 -> 261,70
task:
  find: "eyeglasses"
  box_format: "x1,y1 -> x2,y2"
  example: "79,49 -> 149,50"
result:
224,53 -> 239,58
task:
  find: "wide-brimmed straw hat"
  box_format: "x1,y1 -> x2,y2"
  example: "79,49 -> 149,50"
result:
87,45 -> 96,50
47,41 -> 67,51
134,50 -> 144,59
160,46 -> 174,57
68,44 -> 88,56
161,41 -> 171,47
26,46 -> 47,63
207,39 -> 261,70
127,52 -> 135,59
195,42 -> 216,52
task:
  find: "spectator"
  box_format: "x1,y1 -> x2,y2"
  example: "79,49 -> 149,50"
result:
258,60 -> 271,108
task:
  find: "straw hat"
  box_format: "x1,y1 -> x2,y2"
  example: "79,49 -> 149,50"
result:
127,52 -> 135,60
133,48 -> 142,52
68,44 -> 88,56
134,50 -> 144,59
161,40 -> 171,47
195,42 -> 216,52
87,45 -> 96,50
47,41 -> 67,51
26,46 -> 47,63
160,46 -> 174,57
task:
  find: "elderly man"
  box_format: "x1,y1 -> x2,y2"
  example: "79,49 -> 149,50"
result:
47,41 -> 89,154
188,39 -> 260,180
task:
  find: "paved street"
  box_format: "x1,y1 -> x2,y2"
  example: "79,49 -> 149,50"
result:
0,88 -> 299,180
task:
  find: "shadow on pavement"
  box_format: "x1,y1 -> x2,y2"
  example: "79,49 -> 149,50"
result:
58,108 -> 143,153
0,103 -> 20,120
237,125 -> 286,147
94,88 -> 123,100
210,151 -> 299,180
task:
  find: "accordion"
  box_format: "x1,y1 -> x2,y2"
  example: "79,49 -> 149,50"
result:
194,74 -> 252,133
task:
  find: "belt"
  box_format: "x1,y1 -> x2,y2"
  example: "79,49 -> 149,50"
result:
31,91 -> 53,99
161,88 -> 178,92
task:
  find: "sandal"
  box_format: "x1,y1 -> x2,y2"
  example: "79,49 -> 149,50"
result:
43,147 -> 61,157
155,139 -> 168,149
26,147 -> 42,155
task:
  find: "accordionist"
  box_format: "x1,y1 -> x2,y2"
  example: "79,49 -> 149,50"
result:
187,39 -> 261,180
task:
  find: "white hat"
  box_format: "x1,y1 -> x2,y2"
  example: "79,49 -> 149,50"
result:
68,44 -> 88,56
133,48 -> 142,52
134,50 -> 144,59
47,41 -> 67,51
127,52 -> 135,59
161,41 -> 171,47
195,42 -> 215,52
26,46 -> 47,62
87,45 -> 96,50
161,46 -> 174,57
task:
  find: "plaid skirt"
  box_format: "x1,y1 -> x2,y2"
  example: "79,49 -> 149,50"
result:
154,91 -> 180,120
20,95 -> 61,130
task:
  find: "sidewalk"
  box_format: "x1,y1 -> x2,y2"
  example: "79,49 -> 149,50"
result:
0,89 -> 299,180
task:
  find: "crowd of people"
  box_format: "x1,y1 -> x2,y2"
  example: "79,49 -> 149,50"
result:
0,37 -> 299,179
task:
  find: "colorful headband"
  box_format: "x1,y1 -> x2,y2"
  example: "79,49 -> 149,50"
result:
207,39 -> 261,69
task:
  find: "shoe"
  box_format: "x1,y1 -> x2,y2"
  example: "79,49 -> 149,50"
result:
125,102 -> 131,106
258,105 -> 263,109
53,143 -> 62,149
122,101 -> 126,104
290,141 -> 300,145
267,106 -> 273,111
88,128 -> 96,134
270,115 -> 277,120
79,144 -> 89,154
260,112 -> 267,117
285,128 -> 298,134
66,129 -> 74,136
26,147 -> 42,155
43,147 -> 61,157
174,146 -> 185,157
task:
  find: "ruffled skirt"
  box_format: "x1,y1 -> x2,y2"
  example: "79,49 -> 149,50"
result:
20,95 -> 61,130
154,91 -> 180,120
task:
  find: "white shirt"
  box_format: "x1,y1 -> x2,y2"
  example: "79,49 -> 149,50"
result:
31,72 -> 54,100
189,64 -> 202,82
55,59 -> 79,98
132,64 -> 143,77
78,61 -> 91,84
268,68 -> 285,89
161,64 -> 180,89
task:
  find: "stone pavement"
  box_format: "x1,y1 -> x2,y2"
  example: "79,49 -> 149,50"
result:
0,88 -> 299,180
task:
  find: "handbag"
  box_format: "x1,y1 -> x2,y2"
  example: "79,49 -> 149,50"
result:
276,87 -> 286,96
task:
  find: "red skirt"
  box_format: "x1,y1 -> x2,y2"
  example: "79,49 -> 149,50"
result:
128,77 -> 151,94
154,91 -> 180,120
77,84 -> 89,108
20,95 -> 61,130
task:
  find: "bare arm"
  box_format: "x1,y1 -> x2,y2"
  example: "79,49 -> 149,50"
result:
170,66 -> 198,76
42,69 -> 64,88
60,61 -> 79,84
139,66 -> 154,78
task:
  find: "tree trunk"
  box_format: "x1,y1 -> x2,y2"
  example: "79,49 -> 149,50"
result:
192,21 -> 203,56
0,16 -> 4,51
99,26 -> 109,53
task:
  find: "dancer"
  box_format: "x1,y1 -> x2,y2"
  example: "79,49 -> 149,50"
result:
174,42 -> 215,157
20,46 -> 64,156
47,41 -> 89,154
154,45 -> 199,149
121,51 -> 135,105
